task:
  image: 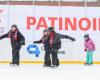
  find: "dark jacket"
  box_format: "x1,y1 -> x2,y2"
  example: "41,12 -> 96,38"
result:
51,32 -> 75,50
34,36 -> 50,50
0,30 -> 25,48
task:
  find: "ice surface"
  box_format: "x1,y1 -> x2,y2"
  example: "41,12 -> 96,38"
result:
0,64 -> 100,80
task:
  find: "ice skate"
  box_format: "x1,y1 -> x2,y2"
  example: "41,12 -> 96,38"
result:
84,63 -> 88,66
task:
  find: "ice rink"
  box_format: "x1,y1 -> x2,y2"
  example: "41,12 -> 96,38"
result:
0,64 -> 100,80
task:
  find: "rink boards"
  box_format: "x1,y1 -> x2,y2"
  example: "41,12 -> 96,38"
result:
0,5 -> 100,64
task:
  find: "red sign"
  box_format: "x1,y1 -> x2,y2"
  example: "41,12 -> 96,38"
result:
27,17 -> 100,31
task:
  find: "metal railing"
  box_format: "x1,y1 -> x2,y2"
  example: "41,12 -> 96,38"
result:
0,0 -> 98,2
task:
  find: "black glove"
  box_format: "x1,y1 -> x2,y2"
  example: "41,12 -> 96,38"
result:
70,37 -> 75,42
84,49 -> 87,52
33,41 -> 37,43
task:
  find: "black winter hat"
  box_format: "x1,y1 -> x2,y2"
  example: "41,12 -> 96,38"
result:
84,34 -> 89,38
48,27 -> 54,32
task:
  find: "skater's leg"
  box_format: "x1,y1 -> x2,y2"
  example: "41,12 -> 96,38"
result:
86,51 -> 89,64
51,50 -> 55,66
54,50 -> 59,67
14,45 -> 21,66
56,58 -> 59,67
44,49 -> 51,67
51,49 -> 59,67
15,49 -> 20,65
12,48 -> 16,64
88,51 -> 93,64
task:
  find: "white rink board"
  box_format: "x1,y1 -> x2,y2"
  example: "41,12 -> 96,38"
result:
0,5 -> 100,61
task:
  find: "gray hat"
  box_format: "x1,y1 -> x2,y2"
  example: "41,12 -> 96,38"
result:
11,24 -> 18,29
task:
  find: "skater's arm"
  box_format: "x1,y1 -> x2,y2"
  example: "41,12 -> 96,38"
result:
33,39 -> 42,44
33,36 -> 44,44
57,33 -> 76,41
0,33 -> 8,40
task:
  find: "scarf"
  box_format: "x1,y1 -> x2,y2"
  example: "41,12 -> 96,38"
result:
50,32 -> 54,47
8,30 -> 18,40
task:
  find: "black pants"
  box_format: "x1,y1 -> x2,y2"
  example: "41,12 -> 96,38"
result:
51,49 -> 59,66
44,48 -> 51,66
12,44 -> 21,65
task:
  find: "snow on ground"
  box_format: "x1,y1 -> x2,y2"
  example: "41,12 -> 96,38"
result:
0,64 -> 100,80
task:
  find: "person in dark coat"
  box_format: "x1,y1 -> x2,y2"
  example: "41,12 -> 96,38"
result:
47,27 -> 76,68
33,30 -> 51,67
0,24 -> 25,66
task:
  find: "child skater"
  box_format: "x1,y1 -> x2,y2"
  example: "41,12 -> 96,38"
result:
84,34 -> 96,65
